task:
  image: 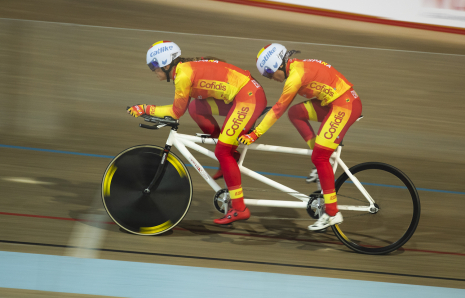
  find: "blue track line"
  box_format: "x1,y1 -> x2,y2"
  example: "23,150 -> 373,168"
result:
0,144 -> 114,159
343,181 -> 465,195
1,144 -> 464,196
1,251 -> 464,298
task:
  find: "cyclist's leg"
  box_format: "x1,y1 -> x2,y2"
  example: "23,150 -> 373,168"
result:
188,98 -> 239,180
188,97 -> 232,138
214,80 -> 267,224
311,90 -> 362,221
288,99 -> 330,182
288,99 -> 329,149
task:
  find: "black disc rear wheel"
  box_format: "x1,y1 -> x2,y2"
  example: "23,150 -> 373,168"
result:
332,162 -> 420,254
101,145 -> 192,235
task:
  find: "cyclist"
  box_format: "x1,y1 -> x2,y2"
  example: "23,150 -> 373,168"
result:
239,43 -> 362,231
127,40 -> 267,225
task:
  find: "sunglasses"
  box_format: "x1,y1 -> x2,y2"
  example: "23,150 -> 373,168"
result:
262,66 -> 274,78
147,60 -> 160,71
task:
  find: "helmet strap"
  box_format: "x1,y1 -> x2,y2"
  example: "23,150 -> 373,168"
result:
278,63 -> 287,79
279,50 -> 300,79
162,64 -> 175,83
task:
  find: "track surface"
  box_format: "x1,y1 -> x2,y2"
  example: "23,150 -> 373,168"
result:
1,0 -> 465,295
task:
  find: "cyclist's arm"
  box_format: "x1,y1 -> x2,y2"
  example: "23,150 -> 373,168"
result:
147,66 -> 193,119
146,104 -> 175,118
254,71 -> 302,137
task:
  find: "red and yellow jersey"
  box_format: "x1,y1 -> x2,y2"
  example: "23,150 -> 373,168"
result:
147,60 -> 251,119
255,58 -> 353,137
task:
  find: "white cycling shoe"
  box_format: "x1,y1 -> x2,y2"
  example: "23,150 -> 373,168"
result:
308,212 -> 343,231
306,167 -> 318,183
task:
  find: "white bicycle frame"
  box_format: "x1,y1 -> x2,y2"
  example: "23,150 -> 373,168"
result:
163,128 -> 376,214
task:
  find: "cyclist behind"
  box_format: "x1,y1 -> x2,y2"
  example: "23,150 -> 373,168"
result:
127,41 -> 267,225
239,43 -> 362,231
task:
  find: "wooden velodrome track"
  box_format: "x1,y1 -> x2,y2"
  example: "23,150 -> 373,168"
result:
0,0 -> 464,296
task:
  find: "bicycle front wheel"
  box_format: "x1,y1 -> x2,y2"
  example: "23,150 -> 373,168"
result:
332,162 -> 420,254
101,145 -> 193,235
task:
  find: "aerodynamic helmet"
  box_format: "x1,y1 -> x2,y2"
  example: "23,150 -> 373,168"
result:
146,40 -> 181,71
256,43 -> 287,78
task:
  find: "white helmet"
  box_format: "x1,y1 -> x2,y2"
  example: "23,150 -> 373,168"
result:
256,43 -> 287,77
146,40 -> 181,71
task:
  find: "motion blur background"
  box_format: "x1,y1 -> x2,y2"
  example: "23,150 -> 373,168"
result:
0,0 -> 464,297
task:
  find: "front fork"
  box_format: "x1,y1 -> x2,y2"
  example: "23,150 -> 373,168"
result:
143,144 -> 172,194
144,129 -> 176,194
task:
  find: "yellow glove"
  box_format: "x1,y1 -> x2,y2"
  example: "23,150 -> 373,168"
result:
127,104 -> 146,117
127,104 -> 157,118
238,131 -> 259,145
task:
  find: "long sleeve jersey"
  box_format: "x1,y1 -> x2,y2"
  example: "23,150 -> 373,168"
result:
148,60 -> 252,119
254,58 -> 353,137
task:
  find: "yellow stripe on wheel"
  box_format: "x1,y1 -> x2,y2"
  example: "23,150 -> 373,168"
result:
167,154 -> 186,178
334,224 -> 349,241
140,220 -> 173,234
103,164 -> 117,197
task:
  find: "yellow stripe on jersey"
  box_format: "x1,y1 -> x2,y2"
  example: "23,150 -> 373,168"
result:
148,104 -> 174,117
206,98 -> 220,115
306,138 -> 316,150
303,100 -> 318,121
229,187 -> 244,199
324,192 -> 337,204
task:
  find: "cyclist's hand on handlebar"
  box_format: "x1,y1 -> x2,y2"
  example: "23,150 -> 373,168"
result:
127,104 -> 146,117
238,131 -> 259,145
127,104 -> 157,117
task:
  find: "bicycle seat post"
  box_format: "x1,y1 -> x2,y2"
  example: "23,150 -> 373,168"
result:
237,145 -> 248,166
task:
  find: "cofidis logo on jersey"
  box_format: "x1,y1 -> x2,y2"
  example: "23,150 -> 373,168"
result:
309,82 -> 336,97
324,111 -> 346,139
198,80 -> 227,91
226,107 -> 250,136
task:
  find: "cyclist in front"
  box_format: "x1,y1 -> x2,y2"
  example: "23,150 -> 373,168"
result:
127,41 -> 267,225
239,43 -> 362,231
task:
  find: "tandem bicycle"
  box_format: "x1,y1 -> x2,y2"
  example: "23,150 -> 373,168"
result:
101,111 -> 420,255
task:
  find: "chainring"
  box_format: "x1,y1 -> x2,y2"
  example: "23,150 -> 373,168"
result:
307,191 -> 325,219
213,188 -> 231,213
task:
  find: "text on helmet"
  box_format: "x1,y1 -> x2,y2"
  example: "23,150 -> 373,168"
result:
150,45 -> 174,57
259,47 -> 276,68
